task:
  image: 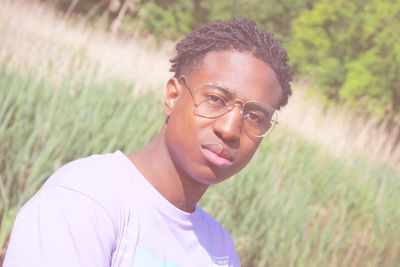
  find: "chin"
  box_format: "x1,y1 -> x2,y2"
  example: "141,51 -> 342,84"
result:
191,166 -> 236,185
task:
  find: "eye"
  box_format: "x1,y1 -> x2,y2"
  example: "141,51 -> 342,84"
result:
205,94 -> 226,106
245,111 -> 263,122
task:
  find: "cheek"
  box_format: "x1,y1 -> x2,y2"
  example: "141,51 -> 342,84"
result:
165,102 -> 205,159
171,110 -> 202,144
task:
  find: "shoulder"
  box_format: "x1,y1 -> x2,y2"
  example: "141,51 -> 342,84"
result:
40,151 -> 136,220
5,152 -> 136,266
45,151 -> 133,190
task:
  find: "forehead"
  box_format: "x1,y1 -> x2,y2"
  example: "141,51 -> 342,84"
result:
189,50 -> 282,109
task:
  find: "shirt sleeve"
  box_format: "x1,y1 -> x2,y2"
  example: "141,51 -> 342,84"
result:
3,185 -> 117,267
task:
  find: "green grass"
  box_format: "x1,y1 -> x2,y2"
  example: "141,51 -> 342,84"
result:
1,61 -> 400,266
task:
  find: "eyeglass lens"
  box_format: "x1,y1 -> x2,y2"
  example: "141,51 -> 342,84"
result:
193,84 -> 276,136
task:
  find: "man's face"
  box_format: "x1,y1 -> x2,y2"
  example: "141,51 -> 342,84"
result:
164,50 -> 282,185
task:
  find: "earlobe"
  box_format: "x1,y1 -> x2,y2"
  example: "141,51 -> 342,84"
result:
164,77 -> 181,116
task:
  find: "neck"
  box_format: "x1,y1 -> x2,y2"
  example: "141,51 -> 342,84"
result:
128,126 -> 209,213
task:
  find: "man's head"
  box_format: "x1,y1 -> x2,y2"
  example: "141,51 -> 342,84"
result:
162,19 -> 293,186
170,18 -> 293,109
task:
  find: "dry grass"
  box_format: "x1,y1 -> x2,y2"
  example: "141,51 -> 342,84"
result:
280,85 -> 400,166
0,0 -> 172,93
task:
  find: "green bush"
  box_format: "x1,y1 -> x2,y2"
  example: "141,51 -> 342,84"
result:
290,0 -> 400,118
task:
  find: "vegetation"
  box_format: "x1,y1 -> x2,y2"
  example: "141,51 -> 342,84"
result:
47,0 -> 400,122
290,0 -> 400,119
1,0 -> 400,266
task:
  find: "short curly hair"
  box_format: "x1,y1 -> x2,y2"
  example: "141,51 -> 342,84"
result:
170,18 -> 293,108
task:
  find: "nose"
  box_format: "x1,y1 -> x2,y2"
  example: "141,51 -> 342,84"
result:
213,105 -> 242,142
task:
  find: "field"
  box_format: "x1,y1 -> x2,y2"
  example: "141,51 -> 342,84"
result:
1,0 -> 400,266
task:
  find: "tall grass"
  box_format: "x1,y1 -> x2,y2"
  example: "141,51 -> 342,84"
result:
1,0 -> 400,266
279,87 -> 400,166
0,0 -> 172,93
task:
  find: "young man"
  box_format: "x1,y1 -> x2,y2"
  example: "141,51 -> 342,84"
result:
4,18 -> 292,266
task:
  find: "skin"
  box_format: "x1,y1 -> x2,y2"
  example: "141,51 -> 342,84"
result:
129,50 -> 282,212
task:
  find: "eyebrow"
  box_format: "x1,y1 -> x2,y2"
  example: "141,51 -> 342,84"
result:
205,82 -> 277,113
207,83 -> 235,95
204,83 -> 256,104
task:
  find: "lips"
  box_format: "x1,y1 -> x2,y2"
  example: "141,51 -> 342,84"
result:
201,143 -> 234,167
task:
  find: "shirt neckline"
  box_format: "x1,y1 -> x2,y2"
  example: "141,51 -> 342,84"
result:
115,150 -> 202,223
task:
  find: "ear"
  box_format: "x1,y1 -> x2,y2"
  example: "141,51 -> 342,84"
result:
164,77 -> 182,116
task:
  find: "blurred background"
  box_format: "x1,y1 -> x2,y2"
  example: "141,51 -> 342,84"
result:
1,0 -> 400,266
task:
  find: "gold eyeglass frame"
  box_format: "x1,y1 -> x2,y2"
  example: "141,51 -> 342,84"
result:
179,75 -> 278,137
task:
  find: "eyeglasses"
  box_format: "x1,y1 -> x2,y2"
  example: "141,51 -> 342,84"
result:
180,76 -> 278,137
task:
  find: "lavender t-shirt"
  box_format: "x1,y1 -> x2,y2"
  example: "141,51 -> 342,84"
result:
4,151 -> 240,267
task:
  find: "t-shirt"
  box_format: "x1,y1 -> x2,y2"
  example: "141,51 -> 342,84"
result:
4,151 -> 241,267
